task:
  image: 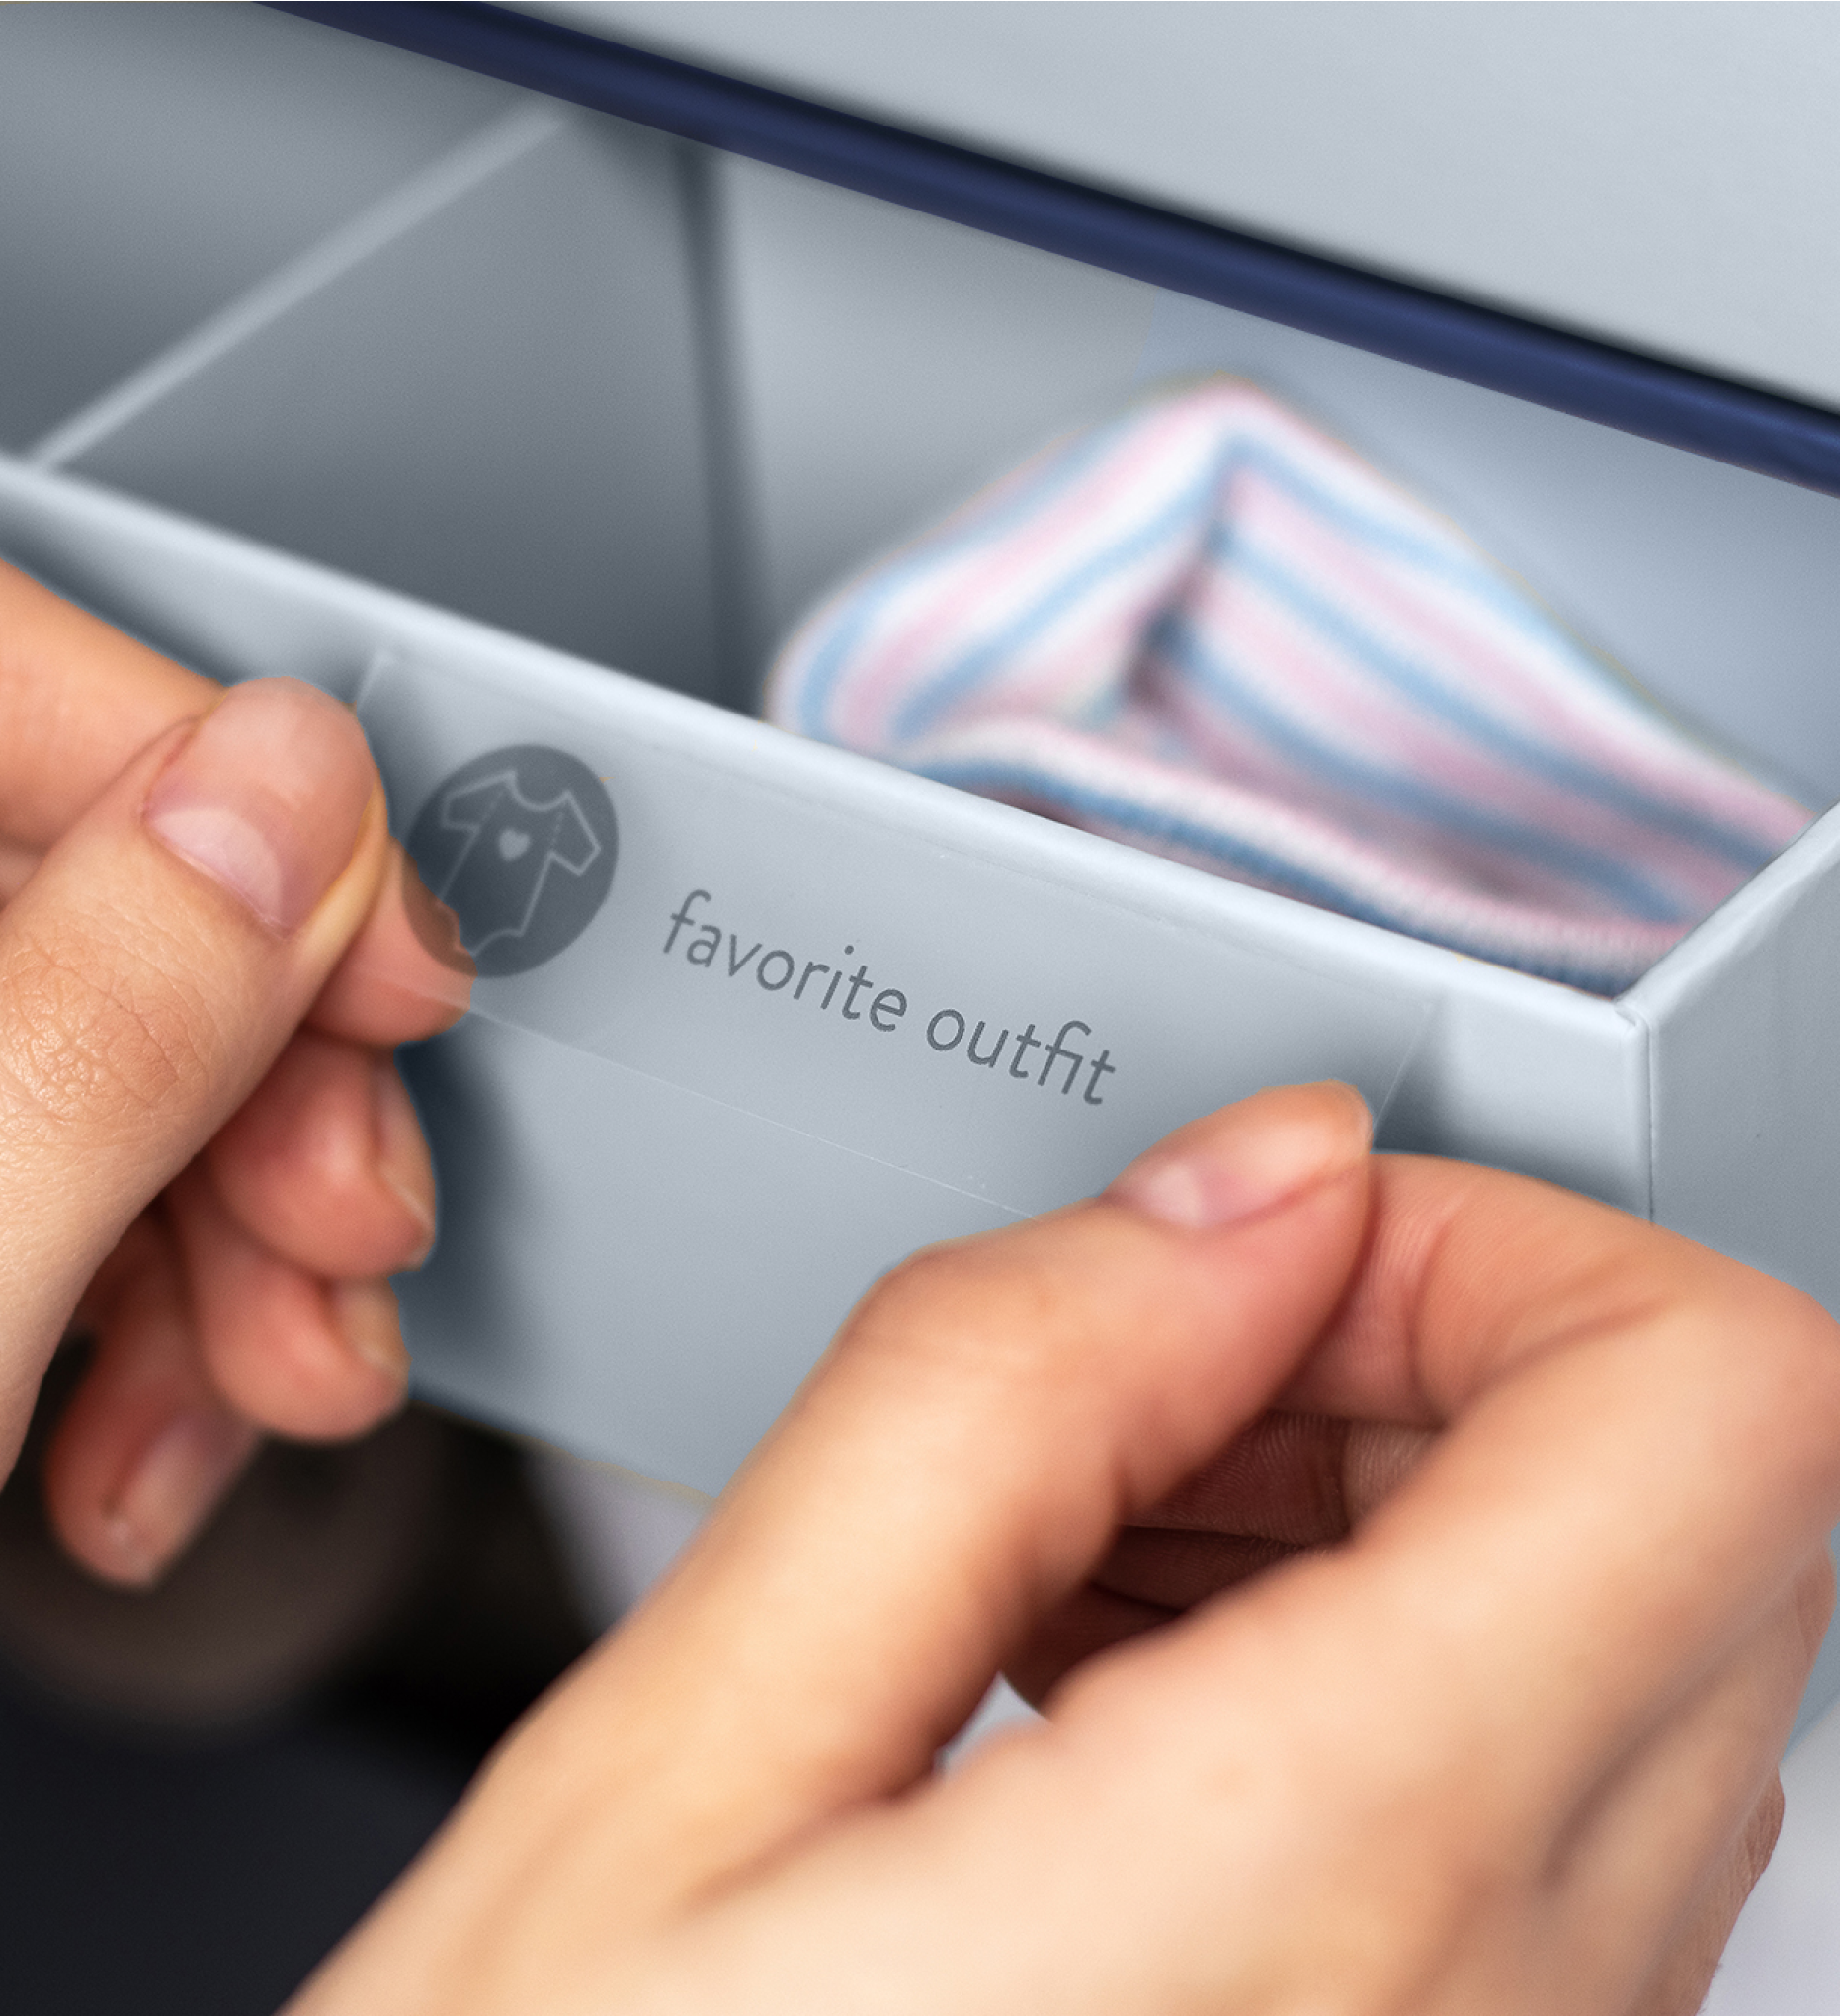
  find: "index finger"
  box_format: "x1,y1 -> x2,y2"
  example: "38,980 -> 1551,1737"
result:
1067,1153 -> 1840,1832
0,555 -> 211,843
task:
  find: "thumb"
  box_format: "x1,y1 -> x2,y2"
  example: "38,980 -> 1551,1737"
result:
0,677 -> 389,1459
458,1085 -> 1373,1923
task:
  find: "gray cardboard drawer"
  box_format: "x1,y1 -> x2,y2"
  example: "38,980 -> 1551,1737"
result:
8,4 -> 1840,1721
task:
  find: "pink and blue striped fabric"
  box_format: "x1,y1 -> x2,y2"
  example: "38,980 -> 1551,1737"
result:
765,379 -> 1810,994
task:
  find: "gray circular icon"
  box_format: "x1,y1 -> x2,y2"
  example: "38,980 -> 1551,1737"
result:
407,745 -> 618,978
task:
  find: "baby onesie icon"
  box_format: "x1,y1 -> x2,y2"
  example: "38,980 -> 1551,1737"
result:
407,744 -> 619,978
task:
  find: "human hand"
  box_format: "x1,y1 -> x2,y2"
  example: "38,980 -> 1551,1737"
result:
293,1082 -> 1840,2016
0,559 -> 468,1586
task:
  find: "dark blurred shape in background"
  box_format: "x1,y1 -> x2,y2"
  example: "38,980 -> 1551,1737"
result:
0,1354 -> 594,2016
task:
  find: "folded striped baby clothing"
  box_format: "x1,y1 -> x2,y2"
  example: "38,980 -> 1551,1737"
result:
765,379 -> 1810,994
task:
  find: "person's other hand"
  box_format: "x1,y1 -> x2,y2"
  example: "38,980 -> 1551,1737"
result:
294,1083 -> 1840,2016
0,560 -> 469,1585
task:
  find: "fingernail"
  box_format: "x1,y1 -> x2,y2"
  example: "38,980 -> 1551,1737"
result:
331,1277 -> 411,1386
144,679 -> 374,932
104,1410 -> 258,1586
372,1058 -> 436,1263
1108,1081 -> 1372,1231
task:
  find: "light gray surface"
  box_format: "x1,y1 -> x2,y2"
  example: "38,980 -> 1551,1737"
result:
1623,798 -> 1840,1743
536,1 -> 1840,414
715,154 -> 1153,662
57,111 -> 732,705
1625,818 -> 1840,1742
400,1016 -> 1016,1491
1631,811 -> 1840,1318
0,2 -> 515,451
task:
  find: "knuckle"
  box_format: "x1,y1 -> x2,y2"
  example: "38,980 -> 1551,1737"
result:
1795,1551 -> 1836,1653
846,1242 -> 974,1348
0,920 -> 219,1135
1741,1776 -> 1787,1891
845,1232 -> 1075,1381
865,1240 -> 975,1313
1746,1281 -> 1840,1419
1685,1271 -> 1840,1517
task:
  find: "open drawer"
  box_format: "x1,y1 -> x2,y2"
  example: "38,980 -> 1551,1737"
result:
7,7 -> 1840,1703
